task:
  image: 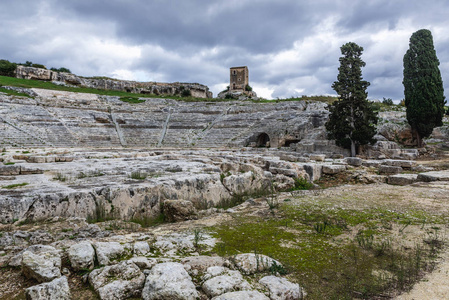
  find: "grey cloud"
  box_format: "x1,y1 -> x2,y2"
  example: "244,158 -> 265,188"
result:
1,0 -> 449,100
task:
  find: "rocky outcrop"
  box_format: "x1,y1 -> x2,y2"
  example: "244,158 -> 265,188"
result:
15,66 -> 212,98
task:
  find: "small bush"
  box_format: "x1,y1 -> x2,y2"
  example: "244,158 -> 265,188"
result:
50,67 -> 71,73
31,63 -> 46,69
181,89 -> 192,97
291,177 -> 314,191
0,59 -> 17,77
245,84 -> 253,92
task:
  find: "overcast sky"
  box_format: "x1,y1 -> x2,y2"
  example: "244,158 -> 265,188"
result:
1,0 -> 448,101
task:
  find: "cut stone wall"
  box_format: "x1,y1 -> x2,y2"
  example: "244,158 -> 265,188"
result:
0,89 -> 343,156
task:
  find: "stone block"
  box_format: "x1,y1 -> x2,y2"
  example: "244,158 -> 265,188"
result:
310,154 -> 326,162
378,165 -> 402,175
383,159 -> 417,168
388,174 -> 418,186
345,157 -> 362,166
322,165 -> 346,175
0,165 -> 20,176
417,171 -> 449,182
362,160 -> 381,168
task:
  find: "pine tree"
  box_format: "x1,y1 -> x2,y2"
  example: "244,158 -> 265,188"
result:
403,29 -> 446,147
325,42 -> 378,157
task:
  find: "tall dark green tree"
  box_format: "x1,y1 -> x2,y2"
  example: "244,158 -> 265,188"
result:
403,29 -> 445,147
325,42 -> 378,157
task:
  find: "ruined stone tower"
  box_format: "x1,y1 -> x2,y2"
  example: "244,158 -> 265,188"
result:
230,66 -> 249,91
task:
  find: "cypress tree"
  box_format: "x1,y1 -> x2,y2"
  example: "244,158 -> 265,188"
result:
403,29 -> 446,147
326,42 -> 378,157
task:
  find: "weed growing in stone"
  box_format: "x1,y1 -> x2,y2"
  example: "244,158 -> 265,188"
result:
129,171 -> 147,180
291,177 -> 314,190
53,172 -> 68,182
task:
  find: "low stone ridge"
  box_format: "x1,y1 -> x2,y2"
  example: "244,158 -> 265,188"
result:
15,66 -> 213,98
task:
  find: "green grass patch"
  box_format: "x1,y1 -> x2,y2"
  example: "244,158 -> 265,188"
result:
1,182 -> 29,189
210,200 -> 446,299
119,96 -> 146,104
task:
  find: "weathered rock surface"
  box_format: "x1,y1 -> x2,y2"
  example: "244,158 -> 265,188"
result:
259,275 -> 304,300
93,242 -> 129,266
202,267 -> 251,297
417,171 -> 449,182
182,255 -> 228,272
133,241 -> 151,256
345,157 -> 362,167
142,262 -> 199,300
21,245 -> 61,282
233,253 -> 282,275
88,260 -> 145,300
211,290 -> 270,300
322,164 -> 346,175
25,276 -> 70,300
378,165 -> 402,175
68,241 -> 95,271
388,174 -> 419,186
163,200 -> 198,222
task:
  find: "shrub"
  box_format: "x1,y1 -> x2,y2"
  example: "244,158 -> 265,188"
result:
0,59 -> 17,77
31,63 -> 46,69
50,67 -> 71,73
245,84 -> 253,92
382,97 -> 394,105
181,89 -> 192,97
